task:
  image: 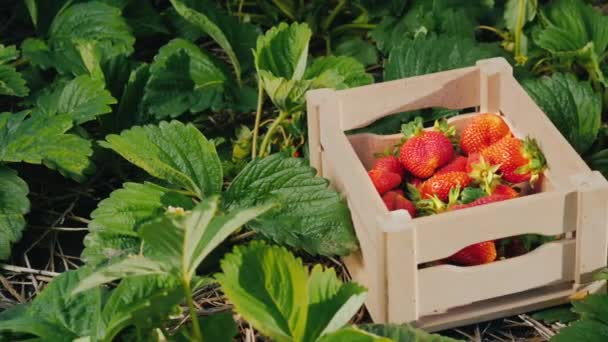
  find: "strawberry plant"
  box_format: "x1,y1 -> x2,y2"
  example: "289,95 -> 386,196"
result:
0,0 -> 606,340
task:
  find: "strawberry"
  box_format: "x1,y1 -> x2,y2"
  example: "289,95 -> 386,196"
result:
382,191 -> 416,217
460,113 -> 511,154
399,118 -> 454,178
492,184 -> 519,198
482,136 -> 547,185
435,155 -> 468,175
449,193 -> 512,211
373,155 -> 405,178
447,241 -> 497,266
368,169 -> 401,195
419,171 -> 471,201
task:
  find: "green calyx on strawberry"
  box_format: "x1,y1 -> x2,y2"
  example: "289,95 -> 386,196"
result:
434,117 -> 458,147
399,117 -> 454,178
467,154 -> 502,194
516,137 -> 547,186
416,185 -> 461,215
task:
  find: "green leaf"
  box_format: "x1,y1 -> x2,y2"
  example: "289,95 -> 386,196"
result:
224,154 -> 358,256
169,0 -> 260,84
0,45 -> 28,97
105,63 -> 150,132
0,111 -> 93,181
49,1 -> 134,59
139,196 -> 274,279
304,56 -> 374,89
304,266 -> 367,340
27,2 -> 135,76
78,197 -> 271,293
532,306 -> 579,324
102,275 -> 183,340
143,39 -> 226,118
359,323 -> 461,341
27,268 -> 105,338
370,3 -> 478,54
121,0 -> 168,38
0,66 -> 28,98
0,44 -> 18,64
384,36 -> 498,80
523,73 -> 601,154
318,327 -> 392,342
175,312 -> 238,342
593,268 -> 608,281
504,0 -> 537,32
534,0 -> 608,84
217,241 -> 309,342
0,317 -> 76,341
572,294 -> 608,325
101,120 -> 223,198
0,166 -> 29,260
101,55 -> 137,99
259,70 -> 314,113
460,187 -> 486,204
72,256 -> 166,294
334,37 -> 379,67
82,182 -> 194,265
255,22 -> 312,80
586,148 -> 608,179
218,241 -> 370,342
36,75 -> 117,124
552,319 -> 608,342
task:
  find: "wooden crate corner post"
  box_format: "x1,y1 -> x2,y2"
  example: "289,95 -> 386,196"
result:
571,171 -> 608,285
306,87 -> 391,323
382,211 -> 419,323
476,57 -> 512,114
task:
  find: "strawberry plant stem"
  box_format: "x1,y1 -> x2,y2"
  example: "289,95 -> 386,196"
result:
251,82 -> 265,158
514,0 -> 527,65
183,278 -> 203,342
323,0 -> 346,33
259,110 -> 289,157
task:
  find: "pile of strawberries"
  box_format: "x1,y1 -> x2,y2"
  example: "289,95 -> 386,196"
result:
367,113 -> 547,266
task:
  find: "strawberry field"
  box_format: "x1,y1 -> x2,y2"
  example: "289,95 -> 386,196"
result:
1,0 -> 608,341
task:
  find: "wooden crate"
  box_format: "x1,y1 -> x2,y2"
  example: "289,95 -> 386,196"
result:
305,58 -> 608,331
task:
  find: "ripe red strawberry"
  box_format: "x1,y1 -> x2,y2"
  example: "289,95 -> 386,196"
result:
420,171 -> 471,201
382,191 -> 416,217
373,155 -> 405,178
448,241 -> 497,266
449,193 -> 512,211
482,136 -> 547,185
368,169 -> 401,195
399,118 -> 454,178
492,184 -> 519,198
436,155 -> 468,175
460,113 -> 511,154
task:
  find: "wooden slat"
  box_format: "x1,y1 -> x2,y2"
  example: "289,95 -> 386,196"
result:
336,67 -> 480,130
417,281 -> 606,332
416,191 -> 577,263
418,240 -> 576,316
